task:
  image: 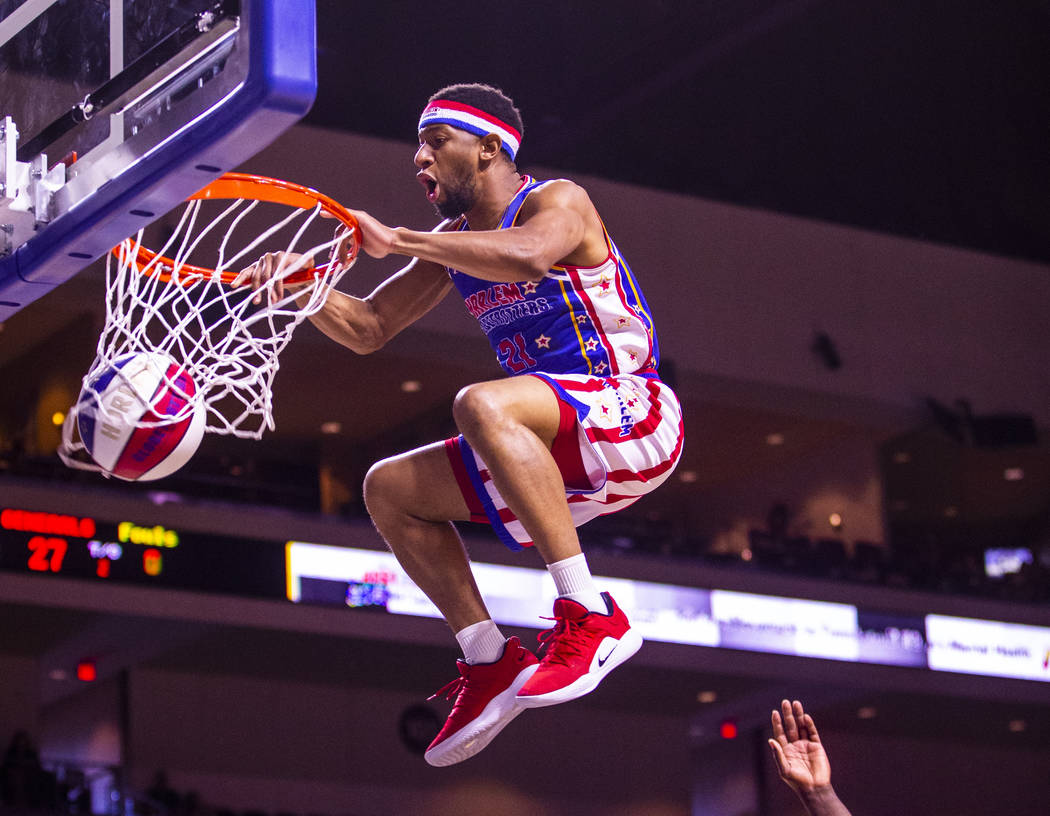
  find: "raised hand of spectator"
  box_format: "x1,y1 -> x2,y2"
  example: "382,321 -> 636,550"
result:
768,699 -> 852,816
769,699 -> 830,791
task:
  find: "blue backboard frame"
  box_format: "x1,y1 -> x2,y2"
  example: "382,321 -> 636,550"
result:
0,0 -> 316,320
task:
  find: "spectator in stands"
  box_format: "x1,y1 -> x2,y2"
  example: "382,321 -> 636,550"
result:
146,769 -> 182,812
768,699 -> 852,816
1,729 -> 44,808
749,501 -> 793,566
767,502 -> 790,541
180,790 -> 204,815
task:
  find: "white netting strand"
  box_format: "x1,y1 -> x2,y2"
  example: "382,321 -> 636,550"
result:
61,190 -> 355,475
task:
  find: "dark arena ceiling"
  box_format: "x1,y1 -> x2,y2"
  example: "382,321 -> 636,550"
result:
308,0 -> 1050,265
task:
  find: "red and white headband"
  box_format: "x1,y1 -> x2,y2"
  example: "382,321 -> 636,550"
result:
418,99 -> 521,161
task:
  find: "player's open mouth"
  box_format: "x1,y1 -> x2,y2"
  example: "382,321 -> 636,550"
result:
418,173 -> 439,202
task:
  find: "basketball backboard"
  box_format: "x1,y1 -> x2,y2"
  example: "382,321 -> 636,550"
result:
0,0 -> 316,320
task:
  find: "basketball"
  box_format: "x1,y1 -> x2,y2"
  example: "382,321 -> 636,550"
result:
76,351 -> 206,481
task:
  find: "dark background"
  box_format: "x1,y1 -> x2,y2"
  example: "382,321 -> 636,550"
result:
307,0 -> 1050,265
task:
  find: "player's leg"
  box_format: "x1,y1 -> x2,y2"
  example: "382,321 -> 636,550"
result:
362,441 -> 538,767
363,440 -> 487,633
452,374 -> 583,564
451,374 -> 642,708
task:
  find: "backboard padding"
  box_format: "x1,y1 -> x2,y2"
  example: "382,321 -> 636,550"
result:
0,0 -> 316,319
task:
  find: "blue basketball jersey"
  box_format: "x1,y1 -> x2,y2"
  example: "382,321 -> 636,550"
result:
448,176 -> 660,378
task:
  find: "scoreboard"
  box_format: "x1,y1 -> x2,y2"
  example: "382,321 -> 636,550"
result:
0,506 -> 286,599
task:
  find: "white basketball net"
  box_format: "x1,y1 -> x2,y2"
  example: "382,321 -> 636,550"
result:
59,191 -> 355,472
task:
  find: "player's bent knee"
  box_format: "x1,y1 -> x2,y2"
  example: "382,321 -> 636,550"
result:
364,445 -> 466,526
362,456 -> 404,518
452,383 -> 504,436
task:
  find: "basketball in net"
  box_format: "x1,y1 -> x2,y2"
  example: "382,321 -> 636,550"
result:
76,351 -> 206,481
60,172 -> 361,479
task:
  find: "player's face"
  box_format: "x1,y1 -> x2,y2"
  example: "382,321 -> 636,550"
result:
415,125 -> 480,219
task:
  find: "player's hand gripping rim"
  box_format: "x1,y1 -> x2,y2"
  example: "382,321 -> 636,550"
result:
231,251 -> 316,306
232,222 -> 356,306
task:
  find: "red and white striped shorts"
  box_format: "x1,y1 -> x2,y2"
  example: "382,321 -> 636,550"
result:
444,371 -> 685,551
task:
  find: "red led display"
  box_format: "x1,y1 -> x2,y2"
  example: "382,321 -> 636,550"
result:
26,536 -> 68,572
0,505 -> 286,599
76,660 -> 97,682
719,720 -> 738,740
1,508 -> 95,538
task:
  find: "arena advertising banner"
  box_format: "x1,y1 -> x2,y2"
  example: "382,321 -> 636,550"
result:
285,541 -> 1047,683
925,614 -> 1050,682
2,503 -> 1045,684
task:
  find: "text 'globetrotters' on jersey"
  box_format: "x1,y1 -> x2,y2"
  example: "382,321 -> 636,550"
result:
447,177 -> 660,377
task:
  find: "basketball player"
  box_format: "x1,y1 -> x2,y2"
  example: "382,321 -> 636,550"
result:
236,83 -> 684,766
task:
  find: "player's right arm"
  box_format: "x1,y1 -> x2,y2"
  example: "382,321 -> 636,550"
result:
234,218 -> 458,355
304,256 -> 452,354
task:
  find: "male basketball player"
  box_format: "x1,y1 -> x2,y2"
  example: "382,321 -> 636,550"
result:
236,83 -> 684,766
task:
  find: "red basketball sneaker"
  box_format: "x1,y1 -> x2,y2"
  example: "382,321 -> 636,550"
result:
516,592 -> 643,708
424,636 -> 539,767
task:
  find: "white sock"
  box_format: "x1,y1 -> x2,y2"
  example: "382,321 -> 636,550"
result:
455,619 -> 507,665
547,553 -> 606,613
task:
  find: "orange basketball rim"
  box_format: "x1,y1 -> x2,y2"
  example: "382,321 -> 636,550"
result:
113,172 -> 361,284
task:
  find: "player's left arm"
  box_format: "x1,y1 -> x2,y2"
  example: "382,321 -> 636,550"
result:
350,180 -> 608,282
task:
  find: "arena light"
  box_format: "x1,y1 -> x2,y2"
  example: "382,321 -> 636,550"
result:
76,659 -> 97,682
